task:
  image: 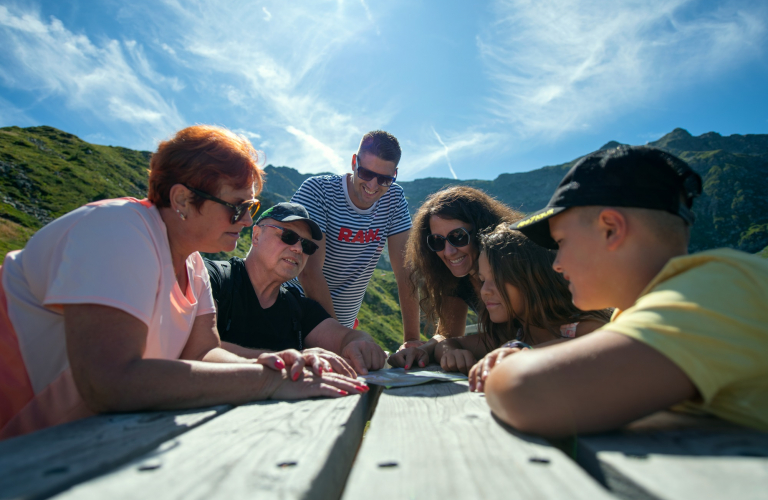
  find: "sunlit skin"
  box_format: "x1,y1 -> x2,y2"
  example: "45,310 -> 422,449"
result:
347,152 -> 397,210
428,216 -> 476,278
549,209 -> 613,311
251,219 -> 314,283
477,251 -> 525,324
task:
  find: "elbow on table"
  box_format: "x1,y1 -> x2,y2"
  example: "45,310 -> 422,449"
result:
484,355 -> 564,437
72,366 -> 146,414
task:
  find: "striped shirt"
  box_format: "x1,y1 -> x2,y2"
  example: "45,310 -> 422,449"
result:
288,174 -> 412,327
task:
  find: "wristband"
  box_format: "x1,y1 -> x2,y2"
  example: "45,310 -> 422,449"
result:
500,340 -> 532,350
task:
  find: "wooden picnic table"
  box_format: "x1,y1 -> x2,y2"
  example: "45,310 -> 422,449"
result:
2,375 -> 766,500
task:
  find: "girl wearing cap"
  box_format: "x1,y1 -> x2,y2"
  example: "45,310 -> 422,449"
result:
388,186 -> 522,369
0,125 -> 363,440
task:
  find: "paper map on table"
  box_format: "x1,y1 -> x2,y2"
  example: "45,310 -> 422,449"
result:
358,367 -> 468,388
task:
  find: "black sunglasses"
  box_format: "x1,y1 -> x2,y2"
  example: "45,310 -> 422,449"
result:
426,227 -> 472,252
259,224 -> 319,256
355,156 -> 397,187
184,185 -> 260,224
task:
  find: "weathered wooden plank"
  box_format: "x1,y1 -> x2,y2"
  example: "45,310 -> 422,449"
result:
342,381 -> 614,500
52,393 -> 372,500
575,411 -> 768,500
0,406 -> 230,500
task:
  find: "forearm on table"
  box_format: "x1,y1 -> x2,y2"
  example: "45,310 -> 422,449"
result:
218,342 -> 272,360
433,337 -> 464,363
76,357 -> 285,413
414,337 -> 440,362
340,328 -> 377,350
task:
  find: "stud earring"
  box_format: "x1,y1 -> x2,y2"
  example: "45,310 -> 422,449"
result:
176,209 -> 186,221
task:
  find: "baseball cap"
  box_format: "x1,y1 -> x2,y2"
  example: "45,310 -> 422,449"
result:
255,202 -> 323,240
512,146 -> 703,249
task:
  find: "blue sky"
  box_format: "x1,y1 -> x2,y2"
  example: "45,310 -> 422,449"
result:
0,0 -> 766,181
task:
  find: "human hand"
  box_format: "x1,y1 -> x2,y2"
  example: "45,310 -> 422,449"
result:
269,369 -> 369,400
302,347 -> 357,378
341,340 -> 387,375
256,349 -> 331,381
388,347 -> 429,370
398,339 -> 426,351
468,347 -> 522,392
440,349 -> 476,374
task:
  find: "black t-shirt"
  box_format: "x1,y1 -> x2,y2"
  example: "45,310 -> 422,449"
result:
206,257 -> 331,351
452,275 -> 480,314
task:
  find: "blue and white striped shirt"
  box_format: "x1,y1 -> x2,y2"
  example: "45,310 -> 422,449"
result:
288,174 -> 412,328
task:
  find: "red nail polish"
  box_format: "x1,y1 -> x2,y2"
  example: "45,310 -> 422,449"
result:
275,360 -> 285,370
338,390 -> 348,396
405,365 -> 410,370
292,372 -> 299,381
355,385 -> 369,392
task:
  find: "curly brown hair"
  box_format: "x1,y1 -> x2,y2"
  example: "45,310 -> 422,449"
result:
405,186 -> 523,329
477,224 -> 611,349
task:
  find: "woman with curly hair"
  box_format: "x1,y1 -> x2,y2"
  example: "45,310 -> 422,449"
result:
436,224 -> 610,380
388,186 -> 522,369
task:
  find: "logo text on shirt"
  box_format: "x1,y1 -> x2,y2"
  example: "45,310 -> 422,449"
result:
338,228 -> 381,243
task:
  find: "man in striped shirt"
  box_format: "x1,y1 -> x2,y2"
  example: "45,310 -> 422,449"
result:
289,131 -> 421,348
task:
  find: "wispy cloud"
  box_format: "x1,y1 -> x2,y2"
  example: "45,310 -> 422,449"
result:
431,127 -> 458,179
479,0 -> 767,140
123,1 -> 388,173
0,4 -> 184,147
401,130 -> 501,180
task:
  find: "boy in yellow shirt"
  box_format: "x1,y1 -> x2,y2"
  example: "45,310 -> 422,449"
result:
480,146 -> 768,437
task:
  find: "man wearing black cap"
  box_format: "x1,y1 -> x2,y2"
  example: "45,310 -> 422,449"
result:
205,202 -> 387,379
477,146 -> 768,435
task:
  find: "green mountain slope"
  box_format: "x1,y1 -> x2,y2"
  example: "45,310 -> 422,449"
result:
396,128 -> 768,253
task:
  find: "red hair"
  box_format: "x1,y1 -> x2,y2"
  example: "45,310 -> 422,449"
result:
148,125 -> 264,209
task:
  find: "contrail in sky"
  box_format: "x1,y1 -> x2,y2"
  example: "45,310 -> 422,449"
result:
431,126 -> 458,179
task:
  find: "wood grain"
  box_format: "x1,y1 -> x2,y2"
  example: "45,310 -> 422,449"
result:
0,406 -> 229,500
342,381 -> 614,500
52,394 -> 371,500
576,411 -> 768,500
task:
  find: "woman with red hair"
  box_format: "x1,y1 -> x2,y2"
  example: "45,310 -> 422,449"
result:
0,125 -> 363,439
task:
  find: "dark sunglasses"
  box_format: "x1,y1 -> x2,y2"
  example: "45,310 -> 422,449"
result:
184,185 -> 260,224
426,227 -> 472,252
259,224 -> 319,256
355,157 -> 397,187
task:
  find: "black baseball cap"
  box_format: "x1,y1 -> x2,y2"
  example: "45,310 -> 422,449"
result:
255,202 -> 323,240
512,146 -> 703,249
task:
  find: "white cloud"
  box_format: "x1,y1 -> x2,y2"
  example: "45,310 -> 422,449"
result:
160,42 -> 176,56
263,7 -> 272,21
125,1 -> 388,174
234,128 -> 262,140
479,0 -> 767,140
431,127 -> 458,180
286,125 -> 345,170
401,130 -> 501,180
0,5 -> 185,147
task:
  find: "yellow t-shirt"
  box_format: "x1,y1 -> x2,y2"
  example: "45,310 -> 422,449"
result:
608,248 -> 768,431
